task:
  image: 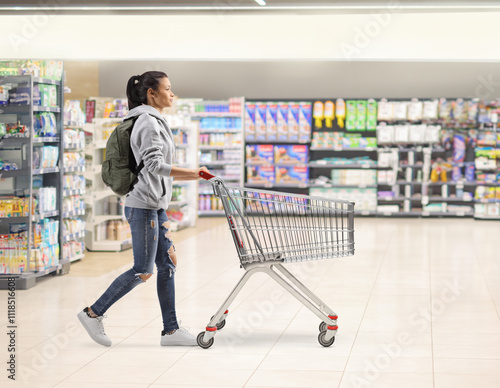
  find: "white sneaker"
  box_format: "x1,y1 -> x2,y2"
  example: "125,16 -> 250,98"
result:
160,327 -> 197,346
77,308 -> 112,347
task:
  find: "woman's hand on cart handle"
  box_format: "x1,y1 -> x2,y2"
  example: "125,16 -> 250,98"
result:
199,168 -> 215,180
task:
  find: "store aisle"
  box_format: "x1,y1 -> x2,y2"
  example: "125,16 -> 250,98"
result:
0,218 -> 499,388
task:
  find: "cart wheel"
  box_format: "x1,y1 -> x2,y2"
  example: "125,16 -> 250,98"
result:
197,332 -> 214,349
319,322 -> 327,332
318,331 -> 335,347
211,315 -> 226,330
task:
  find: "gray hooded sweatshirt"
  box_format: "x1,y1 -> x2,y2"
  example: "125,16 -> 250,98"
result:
124,105 -> 176,210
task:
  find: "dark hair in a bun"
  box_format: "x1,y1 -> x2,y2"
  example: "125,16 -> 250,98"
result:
126,71 -> 168,109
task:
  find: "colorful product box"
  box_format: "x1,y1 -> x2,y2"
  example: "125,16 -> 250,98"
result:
246,144 -> 274,164
274,145 -> 308,164
356,100 -> 367,130
266,103 -> 278,141
275,166 -> 309,185
346,100 -> 357,130
255,102 -> 268,141
277,102 -> 289,141
245,103 -> 256,141
299,102 -> 312,142
288,102 -> 300,142
247,165 -> 275,184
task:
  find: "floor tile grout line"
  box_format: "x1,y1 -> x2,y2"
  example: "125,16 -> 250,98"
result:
471,235 -> 500,321
337,230 -> 393,388
428,230 -> 435,388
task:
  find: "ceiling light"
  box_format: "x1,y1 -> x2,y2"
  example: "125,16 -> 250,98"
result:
254,0 -> 266,5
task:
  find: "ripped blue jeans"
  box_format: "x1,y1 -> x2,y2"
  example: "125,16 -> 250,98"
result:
91,207 -> 179,332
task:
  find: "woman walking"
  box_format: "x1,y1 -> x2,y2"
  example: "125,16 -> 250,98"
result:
78,71 -> 208,346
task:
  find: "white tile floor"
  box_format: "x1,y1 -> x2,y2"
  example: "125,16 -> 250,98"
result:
0,218 -> 499,388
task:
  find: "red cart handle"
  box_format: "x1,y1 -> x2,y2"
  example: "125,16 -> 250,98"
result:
199,170 -> 216,180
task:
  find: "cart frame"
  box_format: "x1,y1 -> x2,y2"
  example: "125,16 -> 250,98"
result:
196,173 -> 355,348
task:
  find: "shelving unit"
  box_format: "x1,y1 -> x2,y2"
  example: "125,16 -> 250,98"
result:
193,97 -> 245,216
243,100 -> 312,195
0,73 -> 69,289
474,107 -> 500,220
83,118 -> 131,251
62,103 -> 87,263
164,98 -> 200,231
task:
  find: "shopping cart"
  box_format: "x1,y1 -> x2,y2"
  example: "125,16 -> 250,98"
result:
196,171 -> 355,348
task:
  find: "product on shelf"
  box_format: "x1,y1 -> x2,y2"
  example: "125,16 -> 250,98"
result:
34,112 -> 57,137
38,187 -> 57,213
0,59 -> 63,80
274,145 -> 308,164
335,98 -> 346,128
246,144 -> 274,164
255,102 -> 267,141
330,169 -> 376,186
275,166 -> 309,185
311,187 -> 377,211
266,103 -> 278,141
299,102 -> 312,142
313,101 -> 324,128
247,165 -> 275,184
277,102 -> 289,141
324,100 -> 335,128
288,102 -> 300,142
245,102 -> 256,141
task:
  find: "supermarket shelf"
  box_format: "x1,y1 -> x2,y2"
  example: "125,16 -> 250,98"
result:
246,163 -> 308,167
474,215 -> 500,220
378,146 -> 445,152
192,112 -> 241,118
425,181 -> 486,187
428,196 -> 474,202
33,167 -> 59,175
0,169 -> 27,178
205,161 -> 241,166
474,198 -> 500,203
33,137 -> 60,143
200,128 -> 242,133
378,211 -> 423,217
0,136 -> 30,146
34,263 -> 63,277
62,209 -> 85,218
33,77 -> 61,85
310,147 -> 377,152
308,162 -> 378,169
33,106 -> 61,113
309,183 -> 377,189
245,183 -> 309,189
88,215 -> 125,226
421,211 -> 474,217
86,238 -> 132,252
63,189 -> 85,197
399,164 -> 424,169
33,210 -> 59,221
64,142 -> 85,149
246,139 -> 311,144
199,145 -> 241,150
378,197 -> 422,202
63,166 -> 85,173
64,125 -> 85,129
395,181 -> 423,185
0,105 -> 33,114
356,211 -> 379,216
198,210 -> 225,216
69,254 -> 85,263
63,231 -> 85,243
0,216 -> 30,222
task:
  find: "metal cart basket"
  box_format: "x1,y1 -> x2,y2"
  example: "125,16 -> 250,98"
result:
197,172 -> 355,348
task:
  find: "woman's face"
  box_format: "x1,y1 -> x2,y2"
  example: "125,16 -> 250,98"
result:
149,77 -> 175,109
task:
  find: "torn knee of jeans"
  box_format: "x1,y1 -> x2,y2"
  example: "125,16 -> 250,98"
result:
136,273 -> 152,282
151,220 -> 155,228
